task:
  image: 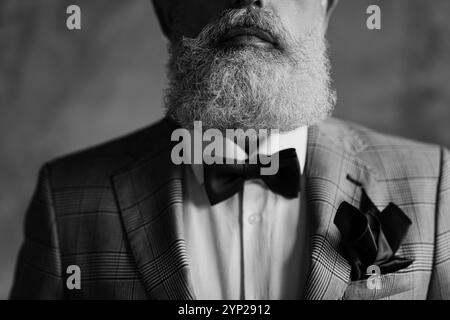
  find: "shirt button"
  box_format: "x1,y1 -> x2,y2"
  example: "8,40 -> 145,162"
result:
248,214 -> 262,225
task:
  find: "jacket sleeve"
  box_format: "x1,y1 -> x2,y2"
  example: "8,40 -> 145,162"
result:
9,164 -> 64,300
428,147 -> 450,299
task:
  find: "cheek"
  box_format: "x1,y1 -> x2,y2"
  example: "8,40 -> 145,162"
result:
274,0 -> 322,36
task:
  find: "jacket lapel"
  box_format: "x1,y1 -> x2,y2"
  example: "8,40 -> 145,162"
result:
303,120 -> 379,300
111,118 -> 195,300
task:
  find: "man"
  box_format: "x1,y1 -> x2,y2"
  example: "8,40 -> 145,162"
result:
10,0 -> 450,300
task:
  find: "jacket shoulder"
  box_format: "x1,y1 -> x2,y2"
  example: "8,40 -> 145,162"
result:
44,118 -> 172,188
321,118 -> 443,179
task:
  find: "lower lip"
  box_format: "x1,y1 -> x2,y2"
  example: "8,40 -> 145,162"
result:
219,35 -> 274,49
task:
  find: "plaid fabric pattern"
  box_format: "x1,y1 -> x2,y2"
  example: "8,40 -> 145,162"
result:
10,117 -> 450,300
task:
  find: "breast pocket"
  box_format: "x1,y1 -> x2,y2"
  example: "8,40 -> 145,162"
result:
342,272 -> 414,300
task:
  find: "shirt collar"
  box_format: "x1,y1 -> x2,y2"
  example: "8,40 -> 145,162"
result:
188,127 -> 308,185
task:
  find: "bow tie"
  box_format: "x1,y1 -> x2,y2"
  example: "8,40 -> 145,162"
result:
203,148 -> 301,205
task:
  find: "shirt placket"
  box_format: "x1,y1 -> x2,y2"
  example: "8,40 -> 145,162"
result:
241,180 -> 270,300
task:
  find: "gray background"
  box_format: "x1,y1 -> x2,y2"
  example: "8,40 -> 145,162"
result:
1,0 -> 449,299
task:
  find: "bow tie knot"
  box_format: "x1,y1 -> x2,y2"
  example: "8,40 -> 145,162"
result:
243,162 -> 265,179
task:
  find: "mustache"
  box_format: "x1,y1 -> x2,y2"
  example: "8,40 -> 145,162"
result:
184,8 -> 296,53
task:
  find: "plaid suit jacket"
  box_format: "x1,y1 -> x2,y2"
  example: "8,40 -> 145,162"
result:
10,117 -> 450,300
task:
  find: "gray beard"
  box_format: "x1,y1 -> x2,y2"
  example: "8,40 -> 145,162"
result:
164,10 -> 337,132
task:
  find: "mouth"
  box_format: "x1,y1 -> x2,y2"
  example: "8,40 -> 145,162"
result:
216,26 -> 277,49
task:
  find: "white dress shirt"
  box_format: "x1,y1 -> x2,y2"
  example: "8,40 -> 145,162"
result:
182,127 -> 308,300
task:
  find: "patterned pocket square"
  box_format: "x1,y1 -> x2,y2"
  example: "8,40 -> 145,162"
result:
334,189 -> 414,281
